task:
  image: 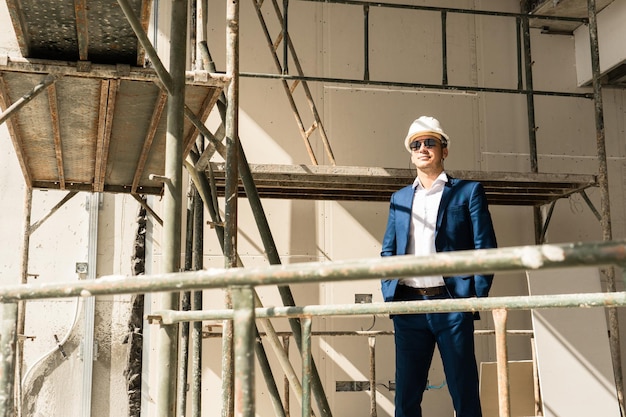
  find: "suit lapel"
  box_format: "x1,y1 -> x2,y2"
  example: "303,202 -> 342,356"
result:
398,185 -> 414,226
436,177 -> 454,232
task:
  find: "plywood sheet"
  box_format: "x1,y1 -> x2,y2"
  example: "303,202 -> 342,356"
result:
527,267 -> 620,417
480,360 -> 536,417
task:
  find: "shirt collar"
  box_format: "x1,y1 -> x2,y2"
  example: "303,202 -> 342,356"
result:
412,171 -> 448,190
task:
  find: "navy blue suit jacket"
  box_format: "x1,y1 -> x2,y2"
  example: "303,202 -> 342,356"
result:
380,176 -> 497,302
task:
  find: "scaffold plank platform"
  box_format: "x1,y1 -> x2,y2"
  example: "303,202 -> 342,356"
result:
5,0 -> 151,65
530,0 -> 613,33
0,57 -> 227,195
208,163 -> 597,206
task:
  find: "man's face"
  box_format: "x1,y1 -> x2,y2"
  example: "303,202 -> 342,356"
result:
409,133 -> 448,174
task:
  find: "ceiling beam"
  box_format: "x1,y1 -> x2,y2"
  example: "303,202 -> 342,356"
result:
94,79 -> 118,192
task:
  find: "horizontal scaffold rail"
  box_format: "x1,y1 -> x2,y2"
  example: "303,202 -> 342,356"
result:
152,291 -> 626,324
200,329 -> 534,337
0,239 -> 624,302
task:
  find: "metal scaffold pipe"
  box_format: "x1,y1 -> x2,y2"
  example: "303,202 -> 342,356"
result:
222,0 -> 241,415
587,0 -> 624,414
301,318 -> 312,417
191,181 -> 204,417
153,291 -> 626,323
116,0 -> 173,93
155,0 -> 188,416
0,303 -> 17,417
1,240 -> 625,302
233,286 -> 255,417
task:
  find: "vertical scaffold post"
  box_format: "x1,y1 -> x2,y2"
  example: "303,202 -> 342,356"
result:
15,187 -> 32,417
192,180 -> 205,417
233,286 -> 255,417
587,0 -> 624,414
156,0 -> 188,415
282,336 -> 291,416
223,0 -> 241,415
368,336 -> 377,417
301,318 -> 312,417
0,303 -> 18,417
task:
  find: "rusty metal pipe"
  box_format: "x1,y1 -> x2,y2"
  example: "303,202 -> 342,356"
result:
116,0 -> 173,92
191,182 -> 204,417
587,0 -> 624,414
368,336 -> 377,417
301,317 -> 312,417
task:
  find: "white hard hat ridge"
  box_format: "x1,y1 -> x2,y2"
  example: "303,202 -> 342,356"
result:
404,116 -> 450,152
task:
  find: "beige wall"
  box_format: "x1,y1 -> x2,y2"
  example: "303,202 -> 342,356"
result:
1,0 -> 625,416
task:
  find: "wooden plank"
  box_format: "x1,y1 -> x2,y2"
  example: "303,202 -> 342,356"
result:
47,83 -> 65,189
4,0 -> 30,57
74,0 -> 89,61
183,85 -> 223,157
132,91 -> 166,193
94,80 -> 118,192
0,73 -> 32,187
137,0 -> 153,66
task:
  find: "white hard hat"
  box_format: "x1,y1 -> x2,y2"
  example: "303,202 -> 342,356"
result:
404,116 -> 450,152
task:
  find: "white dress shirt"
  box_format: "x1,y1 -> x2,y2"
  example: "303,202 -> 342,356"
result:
400,172 -> 448,288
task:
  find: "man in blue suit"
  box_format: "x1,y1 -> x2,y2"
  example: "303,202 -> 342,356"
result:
381,116 -> 497,417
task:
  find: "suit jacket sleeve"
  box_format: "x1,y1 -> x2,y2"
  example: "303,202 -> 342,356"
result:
468,181 -> 497,297
381,197 -> 398,258
380,188 -> 410,302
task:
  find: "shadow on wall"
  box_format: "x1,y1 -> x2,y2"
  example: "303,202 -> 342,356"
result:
21,299 -> 84,416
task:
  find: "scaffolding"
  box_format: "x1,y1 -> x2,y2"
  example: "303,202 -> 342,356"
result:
0,0 -> 623,416
2,241 -> 626,416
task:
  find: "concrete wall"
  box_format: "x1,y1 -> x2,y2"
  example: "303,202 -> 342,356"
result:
1,0 -> 626,416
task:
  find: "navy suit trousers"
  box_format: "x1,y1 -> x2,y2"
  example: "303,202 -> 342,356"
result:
392,287 -> 482,417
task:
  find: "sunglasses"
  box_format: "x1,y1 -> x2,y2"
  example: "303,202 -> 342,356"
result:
409,138 -> 442,151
